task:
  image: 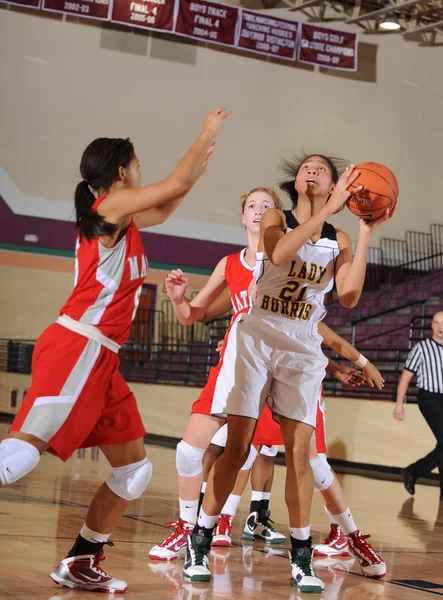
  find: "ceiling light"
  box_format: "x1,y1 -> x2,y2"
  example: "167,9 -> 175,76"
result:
380,15 -> 402,30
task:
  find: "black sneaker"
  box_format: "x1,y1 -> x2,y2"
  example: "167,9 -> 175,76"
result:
402,468 -> 416,496
290,545 -> 324,593
183,531 -> 211,582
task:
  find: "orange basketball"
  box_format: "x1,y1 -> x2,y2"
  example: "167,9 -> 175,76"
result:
346,162 -> 398,221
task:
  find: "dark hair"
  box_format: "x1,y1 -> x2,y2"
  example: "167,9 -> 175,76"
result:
75,137 -> 135,241
279,153 -> 347,208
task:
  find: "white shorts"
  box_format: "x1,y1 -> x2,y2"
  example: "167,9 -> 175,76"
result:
212,311 -> 328,428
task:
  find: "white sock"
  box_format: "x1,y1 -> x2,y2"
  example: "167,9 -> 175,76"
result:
80,524 -> 111,544
263,492 -> 271,501
289,526 -> 311,541
221,494 -> 242,517
324,506 -> 338,526
201,481 -> 207,493
251,490 -> 265,502
197,507 -> 218,529
179,498 -> 198,524
331,507 -> 357,535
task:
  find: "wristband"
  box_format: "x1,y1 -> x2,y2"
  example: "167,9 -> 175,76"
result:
355,354 -> 368,368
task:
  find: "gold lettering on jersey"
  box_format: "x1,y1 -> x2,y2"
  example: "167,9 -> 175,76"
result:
260,294 -> 313,320
297,262 -> 308,279
287,261 -> 327,285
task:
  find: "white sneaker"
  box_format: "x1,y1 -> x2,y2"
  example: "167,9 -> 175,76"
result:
212,514 -> 233,547
149,519 -> 193,561
290,546 -> 325,594
242,510 -> 286,544
50,551 -> 127,593
183,531 -> 212,582
347,530 -> 386,579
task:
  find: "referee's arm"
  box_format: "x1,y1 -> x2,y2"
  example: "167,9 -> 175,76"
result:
393,345 -> 421,421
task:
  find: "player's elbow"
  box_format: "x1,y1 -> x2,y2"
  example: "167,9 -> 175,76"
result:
269,250 -> 284,267
168,176 -> 193,199
339,293 -> 360,309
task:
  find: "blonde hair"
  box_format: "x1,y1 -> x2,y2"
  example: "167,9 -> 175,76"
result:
240,187 -> 284,213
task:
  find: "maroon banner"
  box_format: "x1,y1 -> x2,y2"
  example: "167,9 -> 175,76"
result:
111,0 -> 174,32
1,0 -> 41,8
237,10 -> 298,61
175,0 -> 239,47
297,23 -> 358,71
42,0 -> 110,19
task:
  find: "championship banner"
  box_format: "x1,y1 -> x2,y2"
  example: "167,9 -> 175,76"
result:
1,0 -> 41,8
237,10 -> 298,61
175,0 -> 239,47
297,23 -> 358,71
111,0 -> 175,32
42,0 -> 111,20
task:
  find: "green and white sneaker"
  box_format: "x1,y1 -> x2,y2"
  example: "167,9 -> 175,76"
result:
183,531 -> 211,582
242,510 -> 286,544
290,545 -> 325,594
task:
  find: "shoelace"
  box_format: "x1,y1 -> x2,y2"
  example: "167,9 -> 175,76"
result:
92,550 -> 108,576
323,525 -> 340,545
259,511 -> 278,532
350,532 -> 381,562
216,514 -> 232,535
163,521 -> 187,546
294,553 -> 314,576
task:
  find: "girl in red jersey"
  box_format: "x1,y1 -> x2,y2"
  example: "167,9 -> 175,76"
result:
149,187 -> 284,561
0,107 -> 229,593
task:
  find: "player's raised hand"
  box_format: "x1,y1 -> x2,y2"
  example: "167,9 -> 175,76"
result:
203,108 -> 231,137
163,269 -> 188,303
327,165 -> 363,214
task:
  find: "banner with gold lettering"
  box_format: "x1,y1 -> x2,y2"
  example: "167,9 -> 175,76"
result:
111,0 -> 175,32
297,23 -> 358,71
42,0 -> 111,19
175,0 -> 239,47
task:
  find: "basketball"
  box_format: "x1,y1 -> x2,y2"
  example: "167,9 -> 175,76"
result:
346,162 -> 398,221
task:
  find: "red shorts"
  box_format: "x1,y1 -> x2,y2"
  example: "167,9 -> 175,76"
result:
315,395 -> 327,454
10,324 -> 146,461
191,363 -> 222,416
253,405 -> 283,446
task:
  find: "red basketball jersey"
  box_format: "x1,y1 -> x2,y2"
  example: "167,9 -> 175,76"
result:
219,249 -> 254,358
60,196 -> 148,345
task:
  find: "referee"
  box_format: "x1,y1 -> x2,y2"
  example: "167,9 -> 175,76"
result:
394,311 -> 443,499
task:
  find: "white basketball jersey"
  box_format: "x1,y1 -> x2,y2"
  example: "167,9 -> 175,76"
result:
252,210 -> 340,323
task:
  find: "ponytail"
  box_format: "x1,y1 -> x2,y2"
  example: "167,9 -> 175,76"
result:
75,137 -> 135,241
74,180 -> 118,241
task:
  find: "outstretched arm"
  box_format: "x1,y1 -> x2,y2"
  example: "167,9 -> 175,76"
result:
99,108 -> 229,223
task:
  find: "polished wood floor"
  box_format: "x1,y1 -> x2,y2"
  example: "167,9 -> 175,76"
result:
0,423 -> 442,600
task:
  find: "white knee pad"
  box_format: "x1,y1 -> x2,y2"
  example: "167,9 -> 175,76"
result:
241,444 -> 258,471
0,438 -> 40,485
210,424 -> 228,448
175,440 -> 205,478
260,445 -> 279,458
311,453 -> 334,492
106,457 -> 152,501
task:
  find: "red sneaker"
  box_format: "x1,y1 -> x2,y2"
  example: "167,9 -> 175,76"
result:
50,550 -> 127,593
149,520 -> 193,561
314,524 -> 350,557
212,514 -> 233,547
346,530 -> 386,578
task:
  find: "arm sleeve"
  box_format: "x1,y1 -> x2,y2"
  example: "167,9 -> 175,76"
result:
404,343 -> 422,373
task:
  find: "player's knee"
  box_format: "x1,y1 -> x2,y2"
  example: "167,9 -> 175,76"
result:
225,438 -> 251,468
311,453 -> 334,492
0,438 -> 40,486
176,440 -> 205,478
241,444 -> 258,471
106,457 -> 152,501
206,443 -> 224,462
260,445 -> 279,458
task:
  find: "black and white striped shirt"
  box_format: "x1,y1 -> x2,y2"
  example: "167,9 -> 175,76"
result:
404,339 -> 443,394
